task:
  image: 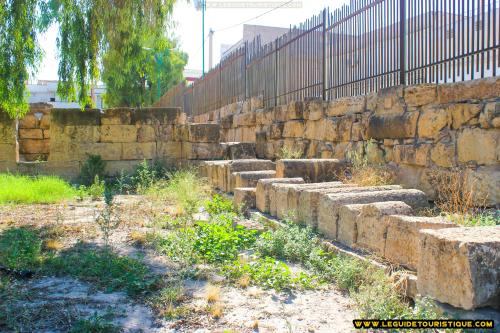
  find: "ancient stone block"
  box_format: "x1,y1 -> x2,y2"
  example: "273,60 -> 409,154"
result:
283,120 -> 305,138
287,101 -> 304,120
374,86 -> 405,115
322,117 -> 341,142
303,120 -> 324,141
234,187 -> 257,211
384,215 -> 454,270
418,227 -> 500,310
430,139 -> 455,167
220,114 -> 234,129
303,100 -> 325,120
173,125 -> 188,141
466,165 -> 500,207
418,106 -> 450,138
0,144 -> 15,161
51,108 -> 101,126
137,125 -> 156,142
131,107 -> 184,125
326,96 -> 365,117
233,112 -> 256,127
275,159 -> 345,183
63,125 -> 101,142
268,123 -> 284,139
457,128 -> 498,165
188,123 -> 220,143
448,103 -> 483,129
317,189 -> 428,239
101,108 -> 131,125
241,126 -> 256,142
438,76 -> 500,104
226,159 -> 276,192
255,108 -> 274,125
367,111 -> 419,139
182,142 -> 225,160
233,170 -> 276,189
43,129 -> 50,139
19,128 -> 43,140
122,142 -> 156,160
18,114 -> 38,129
479,102 -> 500,129
157,142 -> 182,159
404,84 -> 437,107
19,139 -> 50,154
256,178 -> 305,213
392,144 -> 430,167
100,125 -> 137,143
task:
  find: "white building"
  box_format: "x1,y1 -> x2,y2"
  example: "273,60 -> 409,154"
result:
27,80 -> 106,109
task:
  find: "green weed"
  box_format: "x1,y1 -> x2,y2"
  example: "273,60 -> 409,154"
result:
0,174 -> 76,204
0,228 -> 42,271
69,313 -> 119,333
87,175 -> 105,200
450,212 -> 499,227
204,194 -> 235,216
277,146 -> 303,159
79,154 -> 106,186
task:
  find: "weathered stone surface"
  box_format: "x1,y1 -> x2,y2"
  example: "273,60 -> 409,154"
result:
256,178 -> 305,213
303,100 -> 324,120
0,144 -> 16,161
287,101 -> 304,120
418,106 -> 450,138
466,165 -> 500,207
223,142 -> 256,159
233,170 -> 276,189
233,112 -> 256,127
80,143 -> 122,161
317,189 -> 429,239
18,114 -> 38,129
101,125 -> 137,143
137,125 -> 156,142
275,159 -> 344,183
64,125 -> 101,142
234,187 -> 257,211
19,139 -> 50,154
479,102 -> 500,129
43,129 -> 50,139
188,123 -> 220,143
457,128 -> 498,165
384,215 -> 454,270
448,103 -> 483,129
374,86 -> 405,115
51,108 -> 101,126
392,144 -> 431,167
326,96 -> 365,117
122,142 -> 156,160
227,159 -> 276,192
303,120 -> 324,141
182,142 -> 225,160
438,77 -> 500,104
404,84 -> 437,107
101,108 -> 131,125
19,128 -> 44,139
255,108 -> 275,125
430,138 -> 455,167
131,107 -> 184,125
283,120 -> 305,138
418,227 -> 500,310
298,185 -> 402,229
157,142 -> 182,159
367,111 -> 419,139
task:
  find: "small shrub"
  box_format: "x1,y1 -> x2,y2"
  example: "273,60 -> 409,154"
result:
87,175 -> 105,201
278,146 -> 303,159
0,228 -> 42,271
204,194 -> 234,216
150,228 -> 198,266
80,154 -> 106,186
205,284 -> 220,303
457,212 -> 499,227
208,303 -> 223,319
94,188 -> 120,249
132,160 -> 160,193
149,283 -> 186,319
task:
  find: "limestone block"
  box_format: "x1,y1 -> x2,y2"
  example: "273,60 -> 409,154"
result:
182,142 -> 225,160
101,108 -> 131,125
233,170 -> 276,189
268,123 -> 284,139
241,126 -> 256,142
226,159 -> 276,192
322,117 -> 341,142
100,125 -> 137,143
223,142 -> 256,159
43,130 -> 50,139
466,165 -> 500,207
81,142 -> 122,161
157,125 -> 175,141
404,84 -> 437,107
256,178 -> 305,213
51,108 -> 100,126
457,128 -> 498,165
105,160 -> 144,175
234,187 -> 257,210
367,111 -> 419,139
220,115 -> 234,129
343,202 -> 414,255
479,102 -> 500,129
173,125 -> 188,141
303,120 -> 324,141
317,189 -> 428,239
188,123 -> 220,143
374,86 -> 405,115
287,101 -> 304,120
0,121 -> 16,144
438,76 -> 500,104
298,185 -> 402,229
448,103 -> 483,129
283,120 -> 305,138
274,105 -> 288,122
137,125 -> 156,142
250,95 -> 264,111
157,142 -> 182,159
430,138 -> 455,168
384,215 -> 454,270
122,142 -> 156,160
418,106 -> 450,138
392,144 -> 431,167
233,112 -> 256,127
19,139 -> 49,154
418,227 -> 500,310
255,108 -> 274,125
19,129 -> 43,139
40,115 -> 51,129
326,95 -> 365,117
275,159 -> 345,183
304,100 -> 324,120
18,114 -> 38,129
0,144 -> 16,161
64,126 -> 101,142
131,107 -> 184,125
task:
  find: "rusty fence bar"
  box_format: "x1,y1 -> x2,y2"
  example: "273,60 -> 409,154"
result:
160,0 -> 500,117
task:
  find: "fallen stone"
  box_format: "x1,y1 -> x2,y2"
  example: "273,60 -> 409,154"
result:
418,227 -> 500,310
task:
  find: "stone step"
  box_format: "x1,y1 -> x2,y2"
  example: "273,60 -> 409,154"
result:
256,178 -> 305,213
295,185 -> 403,228
226,159 -> 276,192
317,189 -> 429,239
418,227 -> 500,310
233,170 -> 277,189
337,202 -> 453,270
234,187 -> 257,211
276,158 -> 346,182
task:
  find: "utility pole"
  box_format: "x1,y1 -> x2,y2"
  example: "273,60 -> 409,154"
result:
209,29 -> 214,69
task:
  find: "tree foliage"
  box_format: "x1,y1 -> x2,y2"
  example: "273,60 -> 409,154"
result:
0,0 -> 187,118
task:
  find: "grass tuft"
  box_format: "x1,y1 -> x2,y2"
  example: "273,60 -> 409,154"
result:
205,284 -> 221,303
0,174 -> 77,204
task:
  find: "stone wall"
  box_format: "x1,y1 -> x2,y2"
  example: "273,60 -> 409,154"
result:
18,103 -> 51,162
193,77 -> 500,206
0,111 -> 17,171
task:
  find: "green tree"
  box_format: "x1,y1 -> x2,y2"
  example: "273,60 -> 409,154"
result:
0,0 -> 186,118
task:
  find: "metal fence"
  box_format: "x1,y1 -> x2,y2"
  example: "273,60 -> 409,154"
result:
161,0 -> 500,117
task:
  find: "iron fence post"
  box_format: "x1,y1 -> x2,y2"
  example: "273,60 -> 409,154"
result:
400,0 -> 406,85
322,8 -> 327,101
274,38 -> 278,106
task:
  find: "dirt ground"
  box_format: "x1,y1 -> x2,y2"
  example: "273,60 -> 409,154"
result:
0,196 -> 357,333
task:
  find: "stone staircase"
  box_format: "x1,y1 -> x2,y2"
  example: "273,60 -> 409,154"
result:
200,158 -> 500,312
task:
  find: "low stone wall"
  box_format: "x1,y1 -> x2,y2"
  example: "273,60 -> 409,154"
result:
0,111 -> 17,171
18,103 -> 51,161
193,78 -> 500,206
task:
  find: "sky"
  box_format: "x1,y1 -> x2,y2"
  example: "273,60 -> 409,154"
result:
35,0 -> 350,81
